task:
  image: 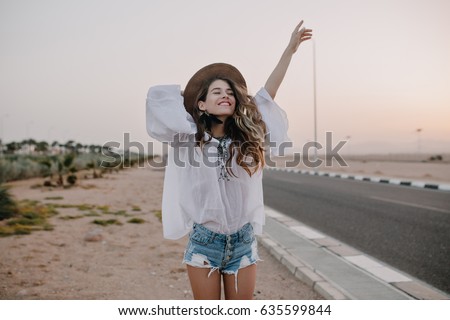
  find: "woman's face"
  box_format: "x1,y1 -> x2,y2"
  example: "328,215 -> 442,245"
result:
198,79 -> 236,121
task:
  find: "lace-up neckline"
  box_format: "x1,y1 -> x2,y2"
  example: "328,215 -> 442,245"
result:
216,135 -> 230,181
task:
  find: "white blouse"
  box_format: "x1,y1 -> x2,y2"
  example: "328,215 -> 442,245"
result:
146,85 -> 289,240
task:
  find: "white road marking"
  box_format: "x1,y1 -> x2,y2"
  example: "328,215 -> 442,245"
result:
370,196 -> 450,214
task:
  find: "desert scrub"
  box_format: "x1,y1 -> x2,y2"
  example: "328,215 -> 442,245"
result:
0,184 -> 18,220
96,205 -> 110,213
153,210 -> 162,222
131,205 -> 141,212
44,196 -> 64,200
59,215 -> 84,220
0,199 -> 58,236
0,152 -> 108,184
0,156 -> 43,183
127,218 -> 146,224
46,203 -> 95,211
103,209 -> 130,217
84,211 -> 101,217
92,219 -> 122,226
76,204 -> 95,211
45,203 -> 114,217
45,203 -> 78,209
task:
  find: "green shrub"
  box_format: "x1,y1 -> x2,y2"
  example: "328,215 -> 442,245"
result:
0,199 -> 58,236
153,210 -> 162,222
92,219 -> 122,226
127,218 -> 145,224
0,184 -> 18,220
66,174 -> 77,185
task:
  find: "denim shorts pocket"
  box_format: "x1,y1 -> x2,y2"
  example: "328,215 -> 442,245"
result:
190,228 -> 214,245
241,229 -> 255,244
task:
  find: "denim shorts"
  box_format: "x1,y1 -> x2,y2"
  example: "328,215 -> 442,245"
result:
183,222 -> 260,287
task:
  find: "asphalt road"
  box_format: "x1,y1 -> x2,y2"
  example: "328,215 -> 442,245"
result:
262,169 -> 450,294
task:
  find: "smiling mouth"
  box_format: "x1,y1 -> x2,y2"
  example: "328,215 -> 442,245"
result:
218,102 -> 231,106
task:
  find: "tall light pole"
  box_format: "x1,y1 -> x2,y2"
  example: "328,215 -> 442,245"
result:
312,39 -> 318,167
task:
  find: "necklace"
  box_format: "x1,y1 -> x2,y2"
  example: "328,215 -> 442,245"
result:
216,135 -> 230,181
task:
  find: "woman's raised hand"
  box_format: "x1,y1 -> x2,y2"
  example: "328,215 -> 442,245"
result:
288,20 -> 313,53
264,20 -> 313,99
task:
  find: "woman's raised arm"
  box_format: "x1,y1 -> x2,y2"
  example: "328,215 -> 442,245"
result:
264,20 -> 312,99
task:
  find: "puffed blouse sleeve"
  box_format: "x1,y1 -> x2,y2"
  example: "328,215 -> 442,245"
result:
146,85 -> 197,142
253,87 -> 291,156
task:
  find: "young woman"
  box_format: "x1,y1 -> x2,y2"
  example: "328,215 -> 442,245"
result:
146,21 -> 312,300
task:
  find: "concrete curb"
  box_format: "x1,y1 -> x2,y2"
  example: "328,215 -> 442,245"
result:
258,233 -> 348,300
266,167 -> 450,192
260,207 -> 450,300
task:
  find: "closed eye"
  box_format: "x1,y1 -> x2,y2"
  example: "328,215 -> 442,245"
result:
210,88 -> 234,95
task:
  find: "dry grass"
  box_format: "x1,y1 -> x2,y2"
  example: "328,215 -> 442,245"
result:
127,217 -> 146,224
153,209 -> 162,222
92,219 -> 123,226
0,200 -> 58,236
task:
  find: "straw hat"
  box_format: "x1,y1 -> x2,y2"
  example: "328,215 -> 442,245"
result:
183,63 -> 247,116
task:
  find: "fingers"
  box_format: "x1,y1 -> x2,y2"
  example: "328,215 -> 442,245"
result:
299,28 -> 312,36
301,31 -> 313,42
291,20 -> 313,49
300,36 -> 313,43
293,20 -> 304,34
302,29 -> 313,37
300,27 -> 313,40
293,20 -> 312,39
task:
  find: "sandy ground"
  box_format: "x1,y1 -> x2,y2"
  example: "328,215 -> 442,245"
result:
0,166 -> 321,300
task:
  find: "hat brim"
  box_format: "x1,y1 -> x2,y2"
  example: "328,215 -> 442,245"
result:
183,63 -> 246,116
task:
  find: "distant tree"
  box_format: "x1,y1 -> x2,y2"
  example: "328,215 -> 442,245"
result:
22,138 -> 37,146
88,145 -> 102,153
39,157 -> 53,178
5,142 -> 20,154
35,141 -> 49,153
63,152 -> 75,168
19,139 -> 27,153
75,142 -> 83,154
65,140 -> 75,153
86,160 -> 101,179
19,139 -> 37,154
52,153 -> 77,186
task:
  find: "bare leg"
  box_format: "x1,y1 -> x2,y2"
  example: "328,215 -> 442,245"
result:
223,264 -> 256,300
186,265 -> 222,300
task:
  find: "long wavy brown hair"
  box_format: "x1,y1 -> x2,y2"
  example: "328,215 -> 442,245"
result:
192,77 -> 267,177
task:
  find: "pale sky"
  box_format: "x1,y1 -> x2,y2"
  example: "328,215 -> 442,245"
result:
1,0 -> 449,154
